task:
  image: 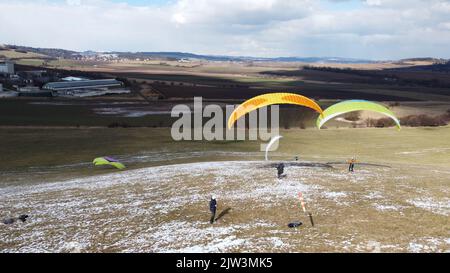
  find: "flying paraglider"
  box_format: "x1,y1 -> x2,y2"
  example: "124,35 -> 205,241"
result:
228,93 -> 323,129
93,157 -> 126,169
316,100 -> 401,129
265,135 -> 283,161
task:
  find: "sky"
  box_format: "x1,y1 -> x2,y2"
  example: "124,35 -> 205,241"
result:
1,0 -> 450,60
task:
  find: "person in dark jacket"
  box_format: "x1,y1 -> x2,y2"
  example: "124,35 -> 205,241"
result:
209,196 -> 217,224
18,215 -> 29,222
276,163 -> 285,178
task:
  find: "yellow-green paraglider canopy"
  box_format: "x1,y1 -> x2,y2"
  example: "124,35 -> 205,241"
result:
317,100 -> 401,129
93,157 -> 126,169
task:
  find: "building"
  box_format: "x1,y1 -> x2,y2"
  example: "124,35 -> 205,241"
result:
61,76 -> 88,81
22,70 -> 47,77
18,86 -> 42,92
0,60 -> 15,75
18,86 -> 53,97
0,82 -> 19,97
43,79 -> 123,91
0,91 -> 19,98
18,91 -> 53,97
42,78 -> 126,96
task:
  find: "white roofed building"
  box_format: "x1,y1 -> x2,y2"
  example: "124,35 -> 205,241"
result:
0,60 -> 14,75
43,78 -> 129,97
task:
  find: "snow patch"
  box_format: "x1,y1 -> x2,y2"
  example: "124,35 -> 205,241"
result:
407,197 -> 450,216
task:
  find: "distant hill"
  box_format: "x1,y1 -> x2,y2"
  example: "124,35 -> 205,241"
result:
3,44 -> 448,65
3,45 -> 77,59
4,44 -> 375,64
267,56 -> 376,63
113,51 -> 375,63
389,60 -> 450,72
398,58 -> 444,63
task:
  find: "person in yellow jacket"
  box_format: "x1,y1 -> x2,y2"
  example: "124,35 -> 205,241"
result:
348,157 -> 356,172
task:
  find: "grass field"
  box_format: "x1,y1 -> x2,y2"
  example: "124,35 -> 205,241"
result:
1,126 -> 449,252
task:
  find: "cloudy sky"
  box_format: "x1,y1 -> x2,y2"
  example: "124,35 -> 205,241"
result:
1,0 -> 450,60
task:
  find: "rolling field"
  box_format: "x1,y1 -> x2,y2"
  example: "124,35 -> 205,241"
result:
1,127 -> 449,252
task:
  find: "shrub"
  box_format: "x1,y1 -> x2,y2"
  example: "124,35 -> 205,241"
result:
108,122 -> 131,128
400,115 -> 447,127
388,102 -> 400,107
366,114 -> 448,128
344,111 -> 361,122
375,118 -> 396,128
108,122 -> 120,128
365,118 -> 376,127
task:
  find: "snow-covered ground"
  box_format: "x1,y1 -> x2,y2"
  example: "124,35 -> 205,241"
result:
1,161 -> 449,253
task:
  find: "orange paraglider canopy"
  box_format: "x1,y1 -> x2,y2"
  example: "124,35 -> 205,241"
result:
227,92 -> 323,129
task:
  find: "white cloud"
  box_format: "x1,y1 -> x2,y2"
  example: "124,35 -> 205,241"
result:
172,13 -> 187,25
66,0 -> 82,6
0,0 -> 449,59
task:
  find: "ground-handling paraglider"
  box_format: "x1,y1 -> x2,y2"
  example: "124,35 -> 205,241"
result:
93,157 -> 126,169
276,163 -> 285,179
348,157 -> 357,172
316,100 -> 401,129
227,93 -> 323,129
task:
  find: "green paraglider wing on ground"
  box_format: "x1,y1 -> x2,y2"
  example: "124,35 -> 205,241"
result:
93,157 -> 126,169
316,100 -> 401,129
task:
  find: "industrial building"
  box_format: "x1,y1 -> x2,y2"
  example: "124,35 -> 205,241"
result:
0,60 -> 15,75
42,78 -> 127,97
16,86 -> 52,97
61,76 -> 88,81
43,79 -> 123,91
0,83 -> 19,97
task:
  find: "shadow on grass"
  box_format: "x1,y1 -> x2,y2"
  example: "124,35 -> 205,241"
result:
215,207 -> 231,222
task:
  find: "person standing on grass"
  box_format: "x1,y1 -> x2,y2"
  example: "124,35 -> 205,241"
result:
209,195 -> 217,224
348,157 -> 356,172
276,163 -> 285,178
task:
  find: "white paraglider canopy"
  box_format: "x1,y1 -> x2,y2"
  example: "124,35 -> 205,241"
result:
265,135 -> 283,161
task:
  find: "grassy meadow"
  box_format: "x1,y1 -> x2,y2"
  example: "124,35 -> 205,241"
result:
0,126 -> 449,252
